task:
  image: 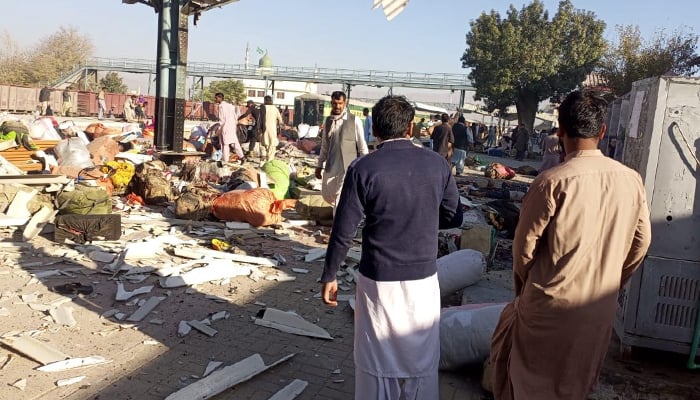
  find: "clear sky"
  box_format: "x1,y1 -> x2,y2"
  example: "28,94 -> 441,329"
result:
3,0 -> 699,103
5,0 -> 699,75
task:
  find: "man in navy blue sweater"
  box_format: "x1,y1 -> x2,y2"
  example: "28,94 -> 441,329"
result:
321,95 -> 462,399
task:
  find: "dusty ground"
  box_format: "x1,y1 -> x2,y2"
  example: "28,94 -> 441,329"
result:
0,131 -> 698,399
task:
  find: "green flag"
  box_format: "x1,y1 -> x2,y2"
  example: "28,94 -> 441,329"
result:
256,47 -> 264,55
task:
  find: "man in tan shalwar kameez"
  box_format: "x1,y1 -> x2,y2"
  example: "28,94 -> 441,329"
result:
489,90 -> 652,400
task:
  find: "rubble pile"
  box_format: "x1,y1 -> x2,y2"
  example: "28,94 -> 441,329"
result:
0,114 -> 537,395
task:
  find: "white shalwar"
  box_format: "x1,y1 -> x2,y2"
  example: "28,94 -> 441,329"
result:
354,272 -> 440,400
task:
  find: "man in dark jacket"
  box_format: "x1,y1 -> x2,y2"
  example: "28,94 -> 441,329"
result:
39,86 -> 51,116
321,95 -> 462,399
451,116 -> 471,174
238,100 -> 261,157
514,123 -> 530,160
430,113 -> 453,161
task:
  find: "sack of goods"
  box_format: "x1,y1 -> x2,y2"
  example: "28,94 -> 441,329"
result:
56,182 -> 112,215
175,184 -> 221,221
437,249 -> 486,297
262,159 -> 290,200
484,162 -> 516,180
131,160 -> 175,205
54,214 -> 121,243
211,188 -> 295,227
54,137 -> 94,169
439,303 -> 506,370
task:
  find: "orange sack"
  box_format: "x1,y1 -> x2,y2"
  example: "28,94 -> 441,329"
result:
211,188 -> 295,227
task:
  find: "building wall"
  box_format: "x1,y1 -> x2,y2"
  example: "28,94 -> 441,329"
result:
241,78 -> 317,107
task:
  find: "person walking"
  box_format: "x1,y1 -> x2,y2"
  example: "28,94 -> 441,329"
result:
314,91 -> 368,211
259,95 -> 283,162
488,90 -> 651,400
451,116 -> 471,174
39,86 -> 51,116
214,92 -> 244,163
97,87 -> 107,119
430,113 -> 453,162
321,95 -> 463,400
362,107 -> 373,145
238,99 -> 261,158
62,89 -> 72,117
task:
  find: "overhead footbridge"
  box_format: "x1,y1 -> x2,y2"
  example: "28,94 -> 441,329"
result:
53,57 -> 475,92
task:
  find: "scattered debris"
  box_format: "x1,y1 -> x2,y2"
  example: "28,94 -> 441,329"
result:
254,308 -> 333,340
159,262 -> 252,288
143,340 -> 160,346
173,247 -> 277,267
127,296 -> 166,322
0,335 -> 69,365
291,268 -> 309,274
11,378 -> 27,391
304,248 -> 326,262
37,356 -> 110,372
55,375 -> 86,387
49,305 -> 77,327
202,361 -> 223,377
115,282 -> 154,301
178,321 -> 192,337
268,379 -> 308,400
165,353 -> 296,400
187,320 -> 218,337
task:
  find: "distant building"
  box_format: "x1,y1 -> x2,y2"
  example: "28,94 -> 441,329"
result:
241,52 -> 317,107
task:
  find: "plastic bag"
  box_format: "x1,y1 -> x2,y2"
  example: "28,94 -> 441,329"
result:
54,137 -> 94,169
211,188 -> 294,227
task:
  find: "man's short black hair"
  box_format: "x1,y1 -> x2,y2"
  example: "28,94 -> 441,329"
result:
331,91 -> 346,101
440,113 -> 449,123
215,92 -> 224,99
264,95 -> 273,105
372,95 -> 415,141
458,116 -> 466,123
558,90 -> 608,139
363,107 -> 369,114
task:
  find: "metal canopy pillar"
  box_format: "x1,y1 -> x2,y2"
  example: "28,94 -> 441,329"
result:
458,89 -> 466,113
155,0 -> 187,153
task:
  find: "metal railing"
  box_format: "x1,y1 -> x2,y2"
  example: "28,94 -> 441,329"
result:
57,57 -> 474,91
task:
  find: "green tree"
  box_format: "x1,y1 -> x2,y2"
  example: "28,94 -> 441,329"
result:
599,25 -> 699,97
461,0 -> 606,132
99,72 -> 128,93
0,27 -> 93,87
27,26 -> 93,86
202,79 -> 246,104
0,31 -> 31,85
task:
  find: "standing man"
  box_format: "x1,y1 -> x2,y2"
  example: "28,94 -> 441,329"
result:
430,113 -> 453,161
513,123 -> 529,161
314,91 -> 368,211
62,88 -> 72,117
489,90 -> 651,400
123,95 -> 136,122
214,92 -> 243,163
538,127 -> 562,173
97,87 -> 107,119
39,86 -> 51,116
259,95 -> 283,162
362,107 -> 373,145
238,100 -> 261,158
321,95 -> 462,400
451,116 -> 470,175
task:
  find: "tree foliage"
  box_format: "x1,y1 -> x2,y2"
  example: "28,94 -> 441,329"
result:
461,0 -> 606,132
100,72 -> 128,94
599,25 -> 699,97
202,79 -> 246,104
0,26 -> 93,87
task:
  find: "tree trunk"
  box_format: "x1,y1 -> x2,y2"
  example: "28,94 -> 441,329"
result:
515,94 -> 538,134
